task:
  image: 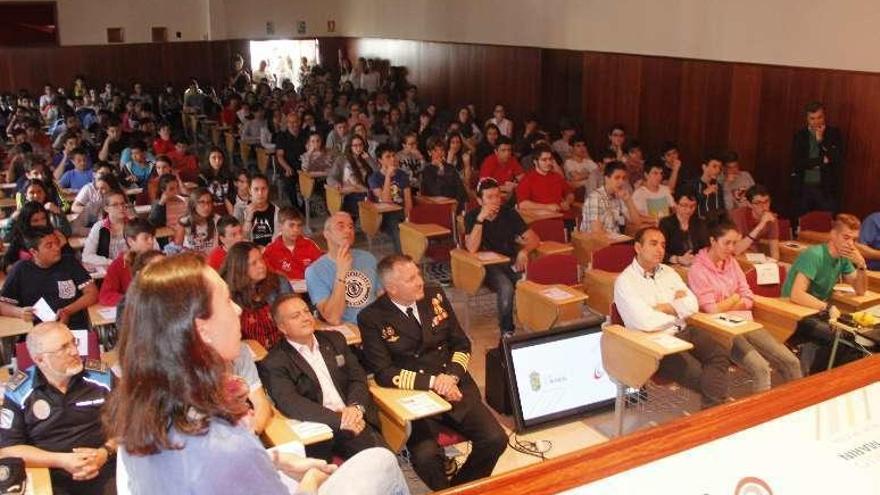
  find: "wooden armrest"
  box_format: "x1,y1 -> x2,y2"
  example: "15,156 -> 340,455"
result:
358,201 -> 383,238
582,269 -> 618,316
535,241 -> 574,257
298,171 -> 316,199
26,468 -> 52,495
515,280 -> 588,331
687,312 -> 762,347
325,187 -> 345,214
752,295 -> 818,343
831,289 -> 880,313
399,222 -> 451,264
244,339 -> 269,361
450,248 -> 500,296
601,324 -> 692,389
0,316 -> 34,339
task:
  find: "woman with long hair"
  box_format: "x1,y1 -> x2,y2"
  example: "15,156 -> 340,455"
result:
220,241 -> 291,349
175,187 -> 221,253
197,146 -> 236,215
106,254 -> 408,494
1,201 -> 73,272
327,135 -> 375,220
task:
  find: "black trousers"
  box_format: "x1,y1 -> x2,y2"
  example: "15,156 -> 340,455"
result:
794,315 -> 864,374
50,461 -> 116,495
407,389 -> 507,490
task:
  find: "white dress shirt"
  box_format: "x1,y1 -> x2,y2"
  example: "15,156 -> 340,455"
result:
289,336 -> 347,412
613,259 -> 699,333
391,299 -> 421,324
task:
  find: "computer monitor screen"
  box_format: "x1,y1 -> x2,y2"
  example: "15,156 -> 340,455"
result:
504,319 -> 616,431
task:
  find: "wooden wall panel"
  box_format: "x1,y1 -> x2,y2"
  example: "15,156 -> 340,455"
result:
1,36 -> 878,217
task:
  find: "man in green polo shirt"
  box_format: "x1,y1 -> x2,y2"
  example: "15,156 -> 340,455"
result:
782,213 -> 868,373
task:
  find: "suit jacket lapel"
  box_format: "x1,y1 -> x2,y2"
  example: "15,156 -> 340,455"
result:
281,339 -> 323,404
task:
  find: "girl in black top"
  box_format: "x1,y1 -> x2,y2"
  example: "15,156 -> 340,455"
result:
659,191 -> 709,266
197,146 -> 236,215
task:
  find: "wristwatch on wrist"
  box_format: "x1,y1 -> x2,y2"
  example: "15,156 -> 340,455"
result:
352,404 -> 366,415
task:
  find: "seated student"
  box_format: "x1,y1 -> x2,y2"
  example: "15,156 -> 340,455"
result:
729,185 -> 780,260
465,178 -> 539,336
622,140 -> 645,192
420,136 -> 468,207
259,294 -> 387,461
207,215 -> 244,270
148,174 -> 187,229
579,161 -> 643,234
71,167 -> 121,236
782,213 -> 869,373
221,241 -> 292,349
152,122 -> 175,156
243,173 -> 281,247
145,155 -> 178,203
679,153 -> 725,221
327,135 -> 375,220
479,136 -> 523,197
0,227 -> 98,329
12,180 -> 72,236
516,143 -> 575,227
300,132 -> 334,173
197,146 -> 236,215
660,191 -> 709,267
109,254 -> 407,495
263,208 -> 324,281
0,322 -> 116,494
721,151 -> 755,210
614,227 -> 731,407
175,188 -> 221,253
552,123 -> 576,159
306,212 -> 381,325
688,221 -> 802,392
857,212 -> 880,271
367,144 -> 412,254
51,132 -> 91,181
2,201 -> 73,273
230,169 -> 251,224
167,135 -> 200,183
396,132 -> 426,192
58,147 -> 94,191
563,134 -> 599,195
358,255 -> 507,490
121,141 -> 155,189
98,219 -> 156,306
15,162 -> 65,210
82,190 -> 133,270
659,141 -> 685,191
632,161 -> 675,220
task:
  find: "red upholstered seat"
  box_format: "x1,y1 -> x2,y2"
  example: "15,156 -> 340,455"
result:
526,254 -> 579,286
592,244 -> 635,272
798,211 -> 833,232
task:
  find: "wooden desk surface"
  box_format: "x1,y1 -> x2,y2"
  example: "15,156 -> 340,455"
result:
316,321 -> 362,346
752,295 -> 820,342
778,241 -> 809,264
603,324 -> 693,359
27,467 -> 52,495
831,288 -> 880,313
518,280 -> 587,306
536,240 -> 574,257
371,202 -> 403,213
519,210 -> 563,225
452,249 -> 510,266
369,385 -> 451,422
867,271 -> 880,293
88,304 -> 117,326
0,315 -> 33,338
797,230 -> 830,244
400,222 -> 451,238
688,312 -> 763,340
262,411 -> 332,447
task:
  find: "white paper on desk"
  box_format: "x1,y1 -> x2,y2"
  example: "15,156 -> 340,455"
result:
607,233 -> 630,243
288,420 -> 333,440
745,252 -> 768,263
71,329 -> 89,356
398,393 -> 443,416
290,279 -> 307,293
541,287 -> 572,301
323,325 -> 354,339
755,262 -> 780,285
834,284 -> 856,294
651,333 -> 687,351
476,252 -> 501,261
266,441 -> 306,493
33,298 -> 56,322
98,307 -> 117,321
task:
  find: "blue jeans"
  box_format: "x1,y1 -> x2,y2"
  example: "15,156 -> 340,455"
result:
484,264 -> 521,334
318,447 -> 409,495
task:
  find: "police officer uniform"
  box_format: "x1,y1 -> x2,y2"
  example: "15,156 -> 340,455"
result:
0,361 -> 116,494
358,286 -> 507,490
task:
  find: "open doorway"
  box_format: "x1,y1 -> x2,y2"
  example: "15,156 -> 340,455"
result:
249,39 -> 319,89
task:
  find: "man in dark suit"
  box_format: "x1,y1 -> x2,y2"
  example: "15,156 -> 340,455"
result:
792,101 -> 844,217
358,254 -> 507,491
258,293 -> 387,460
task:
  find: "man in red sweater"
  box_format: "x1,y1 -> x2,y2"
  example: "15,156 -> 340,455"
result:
207,215 -> 244,270
516,144 -> 575,226
263,207 -> 324,282
479,136 -> 524,197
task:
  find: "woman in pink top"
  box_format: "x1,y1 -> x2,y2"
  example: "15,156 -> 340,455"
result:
688,221 -> 801,392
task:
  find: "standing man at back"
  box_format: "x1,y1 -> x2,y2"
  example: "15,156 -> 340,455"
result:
792,101 -> 844,216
